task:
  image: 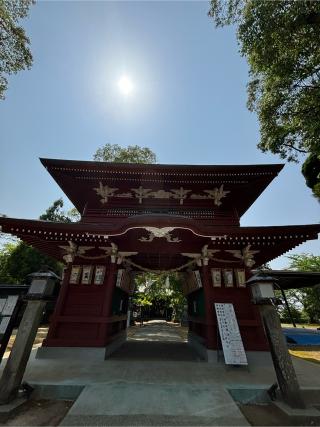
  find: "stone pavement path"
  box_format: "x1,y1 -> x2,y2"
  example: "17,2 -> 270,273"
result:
128,320 -> 185,341
61,381 -> 249,426
110,320 -> 201,361
60,321 -> 249,426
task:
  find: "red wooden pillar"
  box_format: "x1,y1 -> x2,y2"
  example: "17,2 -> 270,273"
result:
201,264 -> 215,350
98,262 -> 117,344
44,263 -> 71,343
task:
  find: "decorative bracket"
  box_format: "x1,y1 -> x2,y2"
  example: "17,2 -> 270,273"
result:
59,241 -> 95,263
93,182 -> 118,204
225,244 -> 260,267
182,245 -> 221,266
93,183 -> 230,206
100,243 -> 137,264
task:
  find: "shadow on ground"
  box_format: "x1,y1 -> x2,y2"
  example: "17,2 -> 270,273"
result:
110,320 -> 202,361
110,340 -> 201,361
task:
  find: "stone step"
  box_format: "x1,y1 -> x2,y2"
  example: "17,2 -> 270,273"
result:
60,381 -> 249,426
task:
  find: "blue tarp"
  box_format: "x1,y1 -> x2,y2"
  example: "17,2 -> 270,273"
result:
283,331 -> 320,345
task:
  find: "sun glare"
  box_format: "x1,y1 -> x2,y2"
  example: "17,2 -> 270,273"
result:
118,75 -> 134,96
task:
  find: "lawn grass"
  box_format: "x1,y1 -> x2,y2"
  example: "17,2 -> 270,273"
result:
289,347 -> 320,365
281,323 -> 320,329
281,323 -> 320,365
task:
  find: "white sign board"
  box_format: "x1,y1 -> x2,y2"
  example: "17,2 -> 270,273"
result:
0,299 -> 7,314
193,270 -> 203,289
2,296 -> 19,316
116,269 -> 124,288
0,317 -> 10,335
214,303 -> 248,366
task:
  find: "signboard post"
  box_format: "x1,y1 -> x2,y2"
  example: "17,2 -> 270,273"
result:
214,303 -> 248,366
0,270 -> 60,404
0,296 -> 20,365
246,273 -> 306,409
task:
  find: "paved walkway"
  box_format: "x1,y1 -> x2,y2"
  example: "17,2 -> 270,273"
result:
110,320 -> 201,361
3,321 -> 320,425
61,321 -> 248,425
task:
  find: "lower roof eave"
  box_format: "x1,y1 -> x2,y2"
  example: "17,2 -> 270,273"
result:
0,216 -> 319,240
0,216 -> 319,268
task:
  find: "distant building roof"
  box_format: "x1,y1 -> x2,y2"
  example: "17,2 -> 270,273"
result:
255,270 -> 320,290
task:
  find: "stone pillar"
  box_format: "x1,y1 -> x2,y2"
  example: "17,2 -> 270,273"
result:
248,274 -> 305,409
260,304 -> 305,409
0,300 -> 46,404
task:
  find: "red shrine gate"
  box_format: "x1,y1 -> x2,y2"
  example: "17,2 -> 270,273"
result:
0,159 -> 319,361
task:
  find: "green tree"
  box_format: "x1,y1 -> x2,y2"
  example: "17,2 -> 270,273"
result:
133,273 -> 186,322
0,242 -> 62,284
287,254 -> 320,323
288,253 -> 320,272
209,1 -> 320,198
0,0 -> 34,100
67,207 -> 81,222
0,243 -> 17,283
93,143 -> 157,164
39,198 -> 71,223
0,199 -> 79,284
302,154 -> 320,199
39,198 -> 80,223
279,304 -> 308,324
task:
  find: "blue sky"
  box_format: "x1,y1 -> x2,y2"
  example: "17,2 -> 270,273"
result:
0,1 -> 319,268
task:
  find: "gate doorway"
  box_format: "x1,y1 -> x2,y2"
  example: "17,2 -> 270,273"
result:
109,272 -> 201,361
110,320 -> 201,361
131,272 -> 187,325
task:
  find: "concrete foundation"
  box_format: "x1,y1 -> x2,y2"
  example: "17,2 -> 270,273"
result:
273,399 -> 320,419
105,331 -> 127,358
36,331 -> 127,361
0,398 -> 28,423
36,346 -> 107,361
188,331 -> 273,367
187,332 -> 208,360
31,384 -> 84,400
228,387 -> 272,404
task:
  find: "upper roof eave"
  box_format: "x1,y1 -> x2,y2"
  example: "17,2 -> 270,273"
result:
39,158 -> 285,217
40,157 -> 284,174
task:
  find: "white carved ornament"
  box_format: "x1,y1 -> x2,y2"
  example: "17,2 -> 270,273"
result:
139,227 -> 181,243
100,243 -> 138,264
93,183 -> 118,204
225,244 -> 260,267
182,245 -> 221,266
93,182 -> 230,206
59,241 -> 137,264
181,244 -> 259,267
59,241 -> 94,263
191,185 -> 230,206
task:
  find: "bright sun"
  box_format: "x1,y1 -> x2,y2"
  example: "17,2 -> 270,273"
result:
118,75 -> 134,96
